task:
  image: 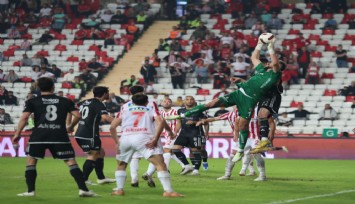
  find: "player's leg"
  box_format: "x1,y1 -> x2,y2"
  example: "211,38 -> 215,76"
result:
82,150 -> 100,184
95,148 -> 115,184
112,160 -> 128,196
239,139 -> 254,176
232,117 -> 250,162
217,149 -> 238,180
253,153 -> 266,181
142,161 -> 157,188
168,139 -> 185,169
130,152 -> 141,187
172,136 -> 193,175
201,136 -> 208,171
188,135 -> 203,175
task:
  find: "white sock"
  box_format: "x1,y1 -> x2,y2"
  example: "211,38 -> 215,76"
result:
248,161 -> 255,174
163,153 -> 171,170
253,153 -> 266,177
130,158 -> 139,183
157,171 -> 173,193
225,154 -> 236,177
241,153 -> 252,173
146,163 -> 156,176
172,154 -> 185,168
115,170 -> 126,190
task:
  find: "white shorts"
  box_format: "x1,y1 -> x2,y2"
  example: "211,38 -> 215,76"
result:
116,134 -> 163,163
244,138 -> 260,155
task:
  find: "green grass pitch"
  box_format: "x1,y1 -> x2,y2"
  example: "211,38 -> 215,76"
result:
0,158 -> 354,204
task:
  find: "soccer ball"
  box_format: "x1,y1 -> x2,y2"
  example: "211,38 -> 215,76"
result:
259,33 -> 275,44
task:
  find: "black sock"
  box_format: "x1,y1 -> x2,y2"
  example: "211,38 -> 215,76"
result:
201,149 -> 208,162
259,118 -> 269,139
192,151 -> 202,170
95,158 -> 105,180
172,149 -> 189,165
82,159 -> 96,181
25,165 -> 37,192
69,165 -> 89,191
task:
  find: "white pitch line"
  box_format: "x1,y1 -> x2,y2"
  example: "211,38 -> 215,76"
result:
266,189 -> 355,204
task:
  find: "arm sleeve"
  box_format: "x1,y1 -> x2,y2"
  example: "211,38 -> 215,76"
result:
23,100 -> 33,113
67,99 -> 77,112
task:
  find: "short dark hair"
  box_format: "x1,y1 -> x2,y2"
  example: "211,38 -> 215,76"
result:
93,86 -> 109,97
37,77 -> 54,92
132,93 -> 148,106
129,85 -> 144,95
260,57 -> 269,63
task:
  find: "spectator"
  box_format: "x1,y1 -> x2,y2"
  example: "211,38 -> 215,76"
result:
99,9 -> 113,23
306,61 -> 320,85
57,90 -> 64,97
109,92 -> 125,105
321,0 -> 335,14
0,69 -> 5,82
287,104 -> 312,120
244,12 -> 257,29
7,26 -> 21,39
260,10 -> 272,24
63,68 -> 76,82
212,66 -> 230,89
51,9 -> 70,32
0,108 -> 13,124
190,25 -> 207,41
293,33 -> 311,50
104,33 -> 115,48
170,39 -> 183,52
31,66 -> 41,81
5,91 -> 17,105
214,107 -> 229,117
167,26 -> 181,40
220,32 -> 234,48
21,54 -> 32,66
339,81 -> 355,96
140,60 -> 156,85
79,69 -> 97,90
169,65 -> 184,89
74,26 -> 87,40
318,104 -> 338,120
173,96 -> 184,107
83,16 -> 100,29
5,70 -> 20,83
110,10 -> 128,24
38,67 -> 55,80
33,30 -> 53,45
39,3 -> 52,17
213,87 -> 229,99
104,97 -> 120,113
87,57 -> 107,80
351,101 -> 355,109
310,2 -> 322,14
324,17 -> 337,30
49,64 -> 62,79
126,21 -> 139,38
155,38 -> 170,53
20,38 -> 32,50
79,58 -> 88,71
276,112 -> 292,127
195,61 -> 209,84
267,13 -> 282,29
297,46 -> 312,78
229,56 -> 250,80
136,11 -> 148,29
335,45 -> 348,68
72,76 -> 86,97
121,75 -> 139,88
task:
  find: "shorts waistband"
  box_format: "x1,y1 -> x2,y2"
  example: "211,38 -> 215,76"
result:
239,88 -> 253,99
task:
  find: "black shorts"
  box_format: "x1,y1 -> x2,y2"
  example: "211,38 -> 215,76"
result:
174,132 -> 203,149
26,143 -> 75,160
259,94 -> 281,115
75,136 -> 101,153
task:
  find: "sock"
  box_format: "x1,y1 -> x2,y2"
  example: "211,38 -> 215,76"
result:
259,118 -> 269,139
82,159 -> 96,181
225,154 -> 236,177
157,171 -> 173,193
172,149 -> 190,165
253,153 -> 266,177
241,153 -> 252,173
130,158 -> 139,183
191,151 -> 202,170
69,164 -> 89,191
146,163 -> 156,176
25,165 -> 37,192
184,104 -> 208,117
163,153 -> 171,170
201,149 -> 208,163
238,130 -> 249,149
248,161 -> 255,174
171,154 -> 185,168
115,170 -> 126,191
95,158 -> 105,180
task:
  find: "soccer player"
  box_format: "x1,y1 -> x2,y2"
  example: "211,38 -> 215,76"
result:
110,93 -> 183,197
172,96 -> 209,176
12,77 -> 96,197
166,37 -> 285,162
142,98 -> 185,181
74,86 -> 115,185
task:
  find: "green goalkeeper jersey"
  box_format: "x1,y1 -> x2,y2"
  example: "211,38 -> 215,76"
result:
238,63 -> 281,101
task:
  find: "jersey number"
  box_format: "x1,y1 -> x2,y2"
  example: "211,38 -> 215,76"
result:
79,106 -> 89,119
45,105 -> 57,121
132,112 -> 144,127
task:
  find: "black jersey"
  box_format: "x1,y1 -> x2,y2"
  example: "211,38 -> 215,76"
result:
75,98 -> 108,139
23,94 -> 76,144
178,107 -> 207,136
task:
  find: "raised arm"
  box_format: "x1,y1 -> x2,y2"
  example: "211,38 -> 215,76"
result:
267,37 -> 281,72
251,39 -> 263,67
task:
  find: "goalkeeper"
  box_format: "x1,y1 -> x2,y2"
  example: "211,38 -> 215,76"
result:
166,35 -> 285,162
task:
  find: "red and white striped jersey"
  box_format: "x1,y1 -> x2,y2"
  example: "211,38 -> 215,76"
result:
160,108 -> 178,137
248,106 -> 259,139
117,99 -> 160,118
119,105 -> 157,136
218,109 -> 238,131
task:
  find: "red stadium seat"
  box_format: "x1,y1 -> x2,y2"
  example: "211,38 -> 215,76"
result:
344,34 -> 354,41
303,24 -> 315,30
71,40 -> 83,45
325,45 -> 337,52
345,96 -> 355,102
322,29 -> 335,35
288,29 -> 300,35
66,94 -> 76,101
120,86 -> 130,95
13,61 -> 21,66
21,77 -> 33,83
62,82 -> 73,89
311,51 -> 322,57
308,34 -> 320,41
321,73 -> 334,79
316,40 -> 328,46
306,3 -> 313,8
324,89 -> 337,96
290,101 -> 303,108
197,89 -> 210,95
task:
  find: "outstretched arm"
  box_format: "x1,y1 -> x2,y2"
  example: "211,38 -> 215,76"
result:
268,38 -> 280,72
251,39 -> 264,67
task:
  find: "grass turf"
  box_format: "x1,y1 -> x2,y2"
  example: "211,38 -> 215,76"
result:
0,158 -> 354,204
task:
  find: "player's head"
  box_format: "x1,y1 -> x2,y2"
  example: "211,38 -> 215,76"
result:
132,93 -> 148,106
37,77 -> 54,93
185,96 -> 195,108
161,98 -> 172,109
260,57 -> 270,68
93,86 -> 109,99
129,85 -> 145,95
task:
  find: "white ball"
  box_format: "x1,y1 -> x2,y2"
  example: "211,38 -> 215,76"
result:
259,33 -> 275,44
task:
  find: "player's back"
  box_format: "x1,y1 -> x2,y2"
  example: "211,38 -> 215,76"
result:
178,107 -> 206,135
121,105 -> 156,136
121,99 -> 160,115
26,94 -> 75,143
76,98 -> 107,137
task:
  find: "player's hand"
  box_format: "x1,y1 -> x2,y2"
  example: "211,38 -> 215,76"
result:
12,134 -> 21,145
185,120 -> 194,125
146,139 -> 158,149
267,37 -> 276,50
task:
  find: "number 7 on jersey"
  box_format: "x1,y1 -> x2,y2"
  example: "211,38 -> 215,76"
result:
132,112 -> 145,127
